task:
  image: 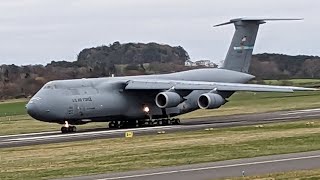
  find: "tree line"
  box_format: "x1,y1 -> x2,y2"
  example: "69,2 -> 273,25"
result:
0,42 -> 320,100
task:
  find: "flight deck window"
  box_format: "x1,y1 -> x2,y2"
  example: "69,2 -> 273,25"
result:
44,85 -> 55,89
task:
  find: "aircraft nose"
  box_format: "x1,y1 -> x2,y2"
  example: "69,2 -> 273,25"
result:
26,101 -> 39,119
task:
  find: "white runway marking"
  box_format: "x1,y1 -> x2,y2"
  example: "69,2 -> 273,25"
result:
281,108 -> 320,116
0,131 -> 60,138
96,154 -> 320,180
264,116 -> 301,121
305,114 -> 320,117
1,126 -> 179,142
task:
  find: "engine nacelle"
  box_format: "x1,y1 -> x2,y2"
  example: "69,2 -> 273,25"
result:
197,93 -> 225,109
155,92 -> 183,108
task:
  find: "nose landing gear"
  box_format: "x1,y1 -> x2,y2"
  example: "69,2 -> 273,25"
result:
61,121 -> 77,133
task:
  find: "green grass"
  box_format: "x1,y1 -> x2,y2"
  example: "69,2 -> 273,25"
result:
1,120 -> 320,180
0,101 -> 27,117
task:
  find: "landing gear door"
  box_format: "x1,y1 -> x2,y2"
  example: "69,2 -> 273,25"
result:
65,104 -> 83,119
66,106 -> 75,118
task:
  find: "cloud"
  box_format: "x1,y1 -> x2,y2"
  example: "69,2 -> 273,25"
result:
0,0 -> 319,65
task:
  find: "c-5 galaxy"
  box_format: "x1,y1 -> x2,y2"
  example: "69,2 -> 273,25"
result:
26,18 -> 315,133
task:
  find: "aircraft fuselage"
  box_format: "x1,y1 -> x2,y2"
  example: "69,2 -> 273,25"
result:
26,68 -> 254,124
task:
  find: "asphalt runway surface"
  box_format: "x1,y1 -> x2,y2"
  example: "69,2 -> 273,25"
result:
57,150 -> 320,180
1,108 -> 320,148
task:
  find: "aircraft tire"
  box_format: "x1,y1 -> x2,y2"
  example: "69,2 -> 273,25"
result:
115,121 -> 122,129
68,126 -> 76,132
138,120 -> 145,127
136,120 -> 140,127
162,119 -> 168,125
109,122 -> 114,129
147,120 -> 153,126
61,127 -> 68,133
173,118 -> 180,125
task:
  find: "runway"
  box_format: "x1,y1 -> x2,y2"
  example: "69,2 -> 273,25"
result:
1,108 -> 320,148
58,150 -> 320,180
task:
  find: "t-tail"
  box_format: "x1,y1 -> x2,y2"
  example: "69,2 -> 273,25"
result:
215,18 -> 302,73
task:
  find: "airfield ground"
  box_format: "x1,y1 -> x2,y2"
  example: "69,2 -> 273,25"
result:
1,120 -> 320,179
1,79 -> 320,179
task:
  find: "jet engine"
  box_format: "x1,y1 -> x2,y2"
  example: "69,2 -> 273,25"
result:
197,93 -> 225,109
155,92 -> 183,108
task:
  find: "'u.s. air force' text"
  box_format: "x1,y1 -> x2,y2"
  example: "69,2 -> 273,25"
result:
72,97 -> 92,103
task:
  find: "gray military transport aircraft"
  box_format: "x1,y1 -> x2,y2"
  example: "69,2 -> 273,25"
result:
26,18 -> 316,133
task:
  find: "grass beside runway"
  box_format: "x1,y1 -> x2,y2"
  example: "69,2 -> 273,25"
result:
179,91 -> 320,119
1,120 -> 320,179
1,91 -> 320,135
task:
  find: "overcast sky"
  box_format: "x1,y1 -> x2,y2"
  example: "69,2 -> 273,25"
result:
1,0 -> 319,65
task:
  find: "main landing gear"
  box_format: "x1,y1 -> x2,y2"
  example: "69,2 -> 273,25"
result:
61,121 -> 77,133
108,118 -> 181,129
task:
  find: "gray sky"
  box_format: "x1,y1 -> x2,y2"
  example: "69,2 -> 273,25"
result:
1,0 -> 319,65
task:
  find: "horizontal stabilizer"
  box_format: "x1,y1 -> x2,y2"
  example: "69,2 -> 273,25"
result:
214,18 -> 303,27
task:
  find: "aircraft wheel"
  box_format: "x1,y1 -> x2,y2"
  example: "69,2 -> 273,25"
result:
162,119 -> 168,125
109,121 -> 114,129
115,121 -> 122,129
148,120 -> 153,126
68,126 -> 76,133
61,127 -> 68,133
152,120 -> 157,126
172,118 -> 180,125
138,120 -> 145,127
123,121 -> 130,128
175,118 -> 181,125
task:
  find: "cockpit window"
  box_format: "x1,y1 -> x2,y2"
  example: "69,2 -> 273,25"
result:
43,85 -> 56,89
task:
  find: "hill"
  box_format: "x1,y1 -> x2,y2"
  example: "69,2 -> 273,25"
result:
0,42 -> 192,99
250,53 -> 320,79
77,42 -> 189,66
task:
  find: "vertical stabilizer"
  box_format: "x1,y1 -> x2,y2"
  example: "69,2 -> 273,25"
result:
215,18 -> 301,73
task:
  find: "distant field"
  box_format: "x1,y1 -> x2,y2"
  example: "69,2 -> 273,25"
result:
180,91 -> 320,119
2,120 -> 320,179
0,100 -> 27,117
264,79 -> 320,87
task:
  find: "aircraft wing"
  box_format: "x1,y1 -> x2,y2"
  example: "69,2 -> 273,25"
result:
125,79 -> 317,92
